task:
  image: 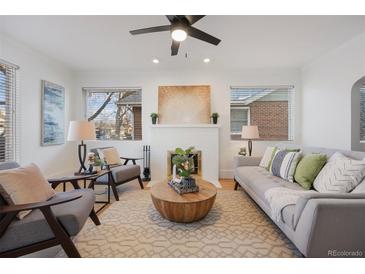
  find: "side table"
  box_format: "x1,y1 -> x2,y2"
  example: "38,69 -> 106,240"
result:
48,169 -> 115,213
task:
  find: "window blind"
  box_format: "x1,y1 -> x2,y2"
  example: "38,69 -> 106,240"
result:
360,83 -> 365,141
0,59 -> 19,162
230,85 -> 295,140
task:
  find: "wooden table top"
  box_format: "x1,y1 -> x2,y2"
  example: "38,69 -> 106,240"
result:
150,178 -> 217,204
48,169 -> 111,183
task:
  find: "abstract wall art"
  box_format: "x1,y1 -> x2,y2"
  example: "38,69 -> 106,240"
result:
41,80 -> 65,146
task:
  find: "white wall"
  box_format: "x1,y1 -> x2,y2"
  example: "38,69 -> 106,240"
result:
74,68 -> 301,178
0,34 -> 77,176
301,32 -> 365,150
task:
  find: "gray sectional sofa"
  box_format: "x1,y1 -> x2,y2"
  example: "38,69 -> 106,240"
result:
234,144 -> 365,258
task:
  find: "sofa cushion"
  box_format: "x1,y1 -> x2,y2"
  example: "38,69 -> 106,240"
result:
314,152 -> 365,193
98,147 -> 122,165
294,154 -> 327,190
235,166 -> 304,205
0,163 -> 56,219
259,146 -> 277,170
96,165 -> 141,184
0,162 -> 20,221
270,150 -> 302,182
0,189 -> 94,253
352,178 -> 365,193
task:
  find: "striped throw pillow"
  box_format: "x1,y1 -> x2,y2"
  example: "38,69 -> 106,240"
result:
270,150 -> 302,182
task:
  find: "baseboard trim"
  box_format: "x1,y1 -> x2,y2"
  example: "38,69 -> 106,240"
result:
220,169 -> 234,179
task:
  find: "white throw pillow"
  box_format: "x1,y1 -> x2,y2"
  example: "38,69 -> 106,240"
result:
100,147 -> 122,165
352,178 -> 365,193
259,147 -> 277,170
0,163 -> 56,219
313,152 -> 365,193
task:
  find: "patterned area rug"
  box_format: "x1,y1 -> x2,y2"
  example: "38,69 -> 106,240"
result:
57,190 -> 301,258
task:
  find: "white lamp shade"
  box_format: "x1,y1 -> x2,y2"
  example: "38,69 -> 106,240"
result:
241,125 -> 259,139
67,121 -> 96,141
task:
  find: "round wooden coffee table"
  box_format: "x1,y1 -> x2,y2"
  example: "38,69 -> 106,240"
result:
150,178 -> 217,223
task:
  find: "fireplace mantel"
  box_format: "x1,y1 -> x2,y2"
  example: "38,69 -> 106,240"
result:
150,124 -> 221,187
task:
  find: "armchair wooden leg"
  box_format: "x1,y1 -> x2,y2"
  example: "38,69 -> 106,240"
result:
234,179 -> 239,190
110,183 -> 119,201
40,206 -> 81,258
89,208 -> 101,225
137,176 -> 144,189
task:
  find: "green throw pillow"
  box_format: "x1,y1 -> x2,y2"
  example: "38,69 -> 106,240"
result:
294,154 -> 327,190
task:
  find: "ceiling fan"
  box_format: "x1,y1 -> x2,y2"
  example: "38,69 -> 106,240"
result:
129,15 -> 221,56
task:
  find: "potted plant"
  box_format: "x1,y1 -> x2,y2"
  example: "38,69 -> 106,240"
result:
211,112 -> 219,124
172,146 -> 196,185
150,113 -> 158,124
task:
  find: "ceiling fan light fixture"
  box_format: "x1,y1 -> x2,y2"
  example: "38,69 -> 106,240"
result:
152,58 -> 159,64
171,28 -> 187,42
203,58 -> 210,63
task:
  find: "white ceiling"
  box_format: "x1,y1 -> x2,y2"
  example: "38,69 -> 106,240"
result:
0,15 -> 364,71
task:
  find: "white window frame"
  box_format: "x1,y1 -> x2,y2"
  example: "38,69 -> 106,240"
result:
83,87 -> 142,141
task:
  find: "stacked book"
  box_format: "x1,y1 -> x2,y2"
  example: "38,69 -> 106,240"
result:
168,178 -> 199,194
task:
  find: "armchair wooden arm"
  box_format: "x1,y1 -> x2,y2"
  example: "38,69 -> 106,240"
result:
0,194 -> 82,238
120,156 -> 143,165
0,194 -> 82,215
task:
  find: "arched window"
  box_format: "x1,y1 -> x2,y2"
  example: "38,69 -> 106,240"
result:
361,82 -> 365,142
351,76 -> 365,151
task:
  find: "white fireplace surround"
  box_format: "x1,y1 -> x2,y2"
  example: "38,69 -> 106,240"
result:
150,124 -> 221,187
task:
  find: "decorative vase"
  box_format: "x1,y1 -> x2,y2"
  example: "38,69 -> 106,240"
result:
212,116 -> 218,124
152,117 -> 157,124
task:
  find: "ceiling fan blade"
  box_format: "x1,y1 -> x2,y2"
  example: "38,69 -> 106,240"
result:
187,26 -> 221,45
171,40 -> 180,56
166,15 -> 177,23
130,25 -> 171,35
184,15 -> 205,25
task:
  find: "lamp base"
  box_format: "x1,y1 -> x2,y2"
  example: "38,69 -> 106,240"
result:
248,139 -> 253,156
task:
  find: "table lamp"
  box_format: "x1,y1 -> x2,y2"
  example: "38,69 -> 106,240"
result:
67,120 -> 96,175
241,125 -> 259,156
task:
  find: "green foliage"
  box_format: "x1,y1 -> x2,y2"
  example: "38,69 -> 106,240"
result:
150,113 -> 158,118
172,146 -> 195,178
211,112 -> 219,118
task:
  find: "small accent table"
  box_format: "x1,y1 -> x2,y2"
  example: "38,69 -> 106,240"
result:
48,169 -> 114,213
150,178 -> 217,223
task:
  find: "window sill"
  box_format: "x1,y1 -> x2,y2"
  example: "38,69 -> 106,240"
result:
230,134 -> 293,142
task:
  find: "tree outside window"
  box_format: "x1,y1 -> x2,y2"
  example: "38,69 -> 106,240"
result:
85,88 -> 142,141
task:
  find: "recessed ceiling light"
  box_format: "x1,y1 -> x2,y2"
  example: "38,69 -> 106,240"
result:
152,58 -> 159,64
203,58 -> 210,63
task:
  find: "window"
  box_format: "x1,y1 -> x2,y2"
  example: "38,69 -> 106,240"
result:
230,106 -> 250,134
84,87 -> 142,141
230,86 -> 295,140
0,59 -> 18,162
360,82 -> 365,141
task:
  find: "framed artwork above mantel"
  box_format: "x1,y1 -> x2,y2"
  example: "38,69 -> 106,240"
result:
41,80 -> 65,146
158,85 -> 211,124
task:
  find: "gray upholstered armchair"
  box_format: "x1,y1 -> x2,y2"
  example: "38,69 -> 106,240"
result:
0,162 -> 100,258
91,147 -> 144,201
